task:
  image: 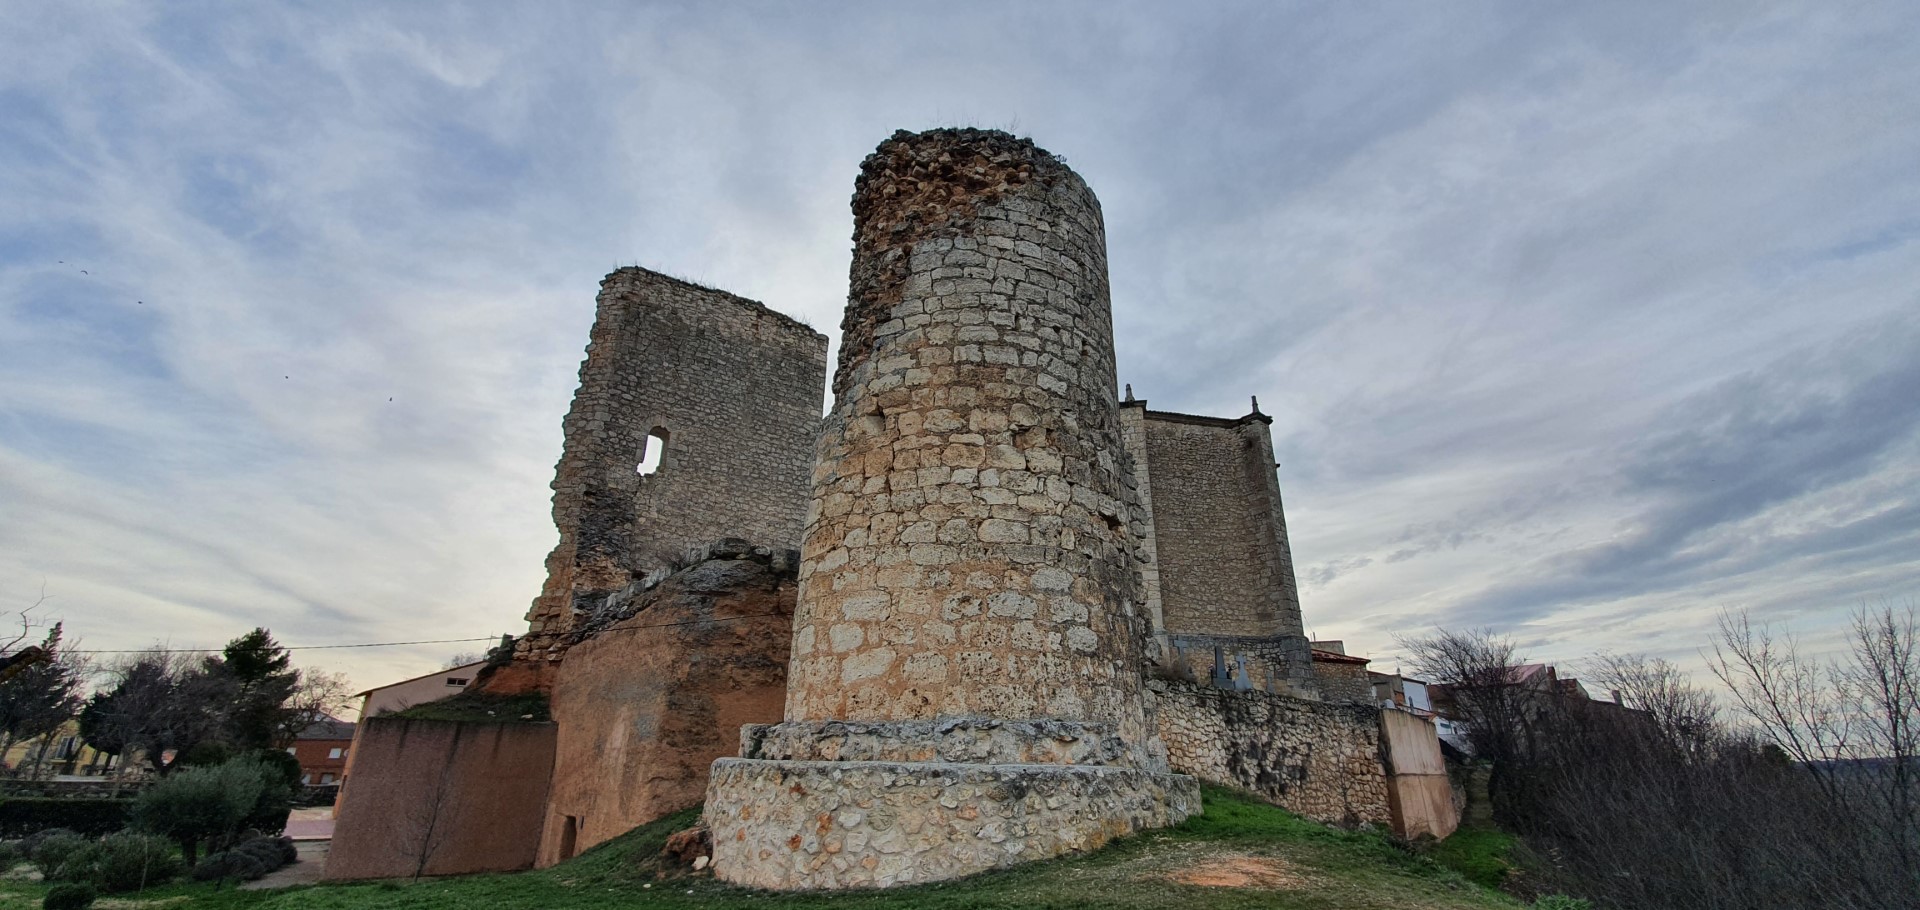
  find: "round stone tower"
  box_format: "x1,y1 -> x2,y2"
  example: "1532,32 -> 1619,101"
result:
704,129 -> 1197,890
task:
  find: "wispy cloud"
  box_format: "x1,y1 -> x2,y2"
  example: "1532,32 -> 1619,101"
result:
1,1 -> 1915,689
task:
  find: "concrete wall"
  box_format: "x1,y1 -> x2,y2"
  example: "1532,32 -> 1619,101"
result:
1148,678 -> 1390,827
537,547 -> 795,866
1379,708 -> 1459,839
326,718 -> 556,880
519,267 -> 827,661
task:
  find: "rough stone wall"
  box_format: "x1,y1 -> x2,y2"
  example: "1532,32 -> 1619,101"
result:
784,129 -> 1156,759
706,758 -> 1197,890
1165,633 -> 1308,692
1147,678 -> 1390,827
1120,402 -> 1311,691
1312,655 -> 1377,705
518,268 -> 827,661
326,718 -> 556,880
538,541 -> 796,866
1116,404 -> 1166,661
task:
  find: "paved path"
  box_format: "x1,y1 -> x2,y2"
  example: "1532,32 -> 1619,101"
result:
286,807 -> 335,841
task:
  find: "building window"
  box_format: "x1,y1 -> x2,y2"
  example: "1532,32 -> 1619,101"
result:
320,773 -> 335,784
446,677 -> 469,687
328,747 -> 344,760
637,428 -> 669,476
301,773 -> 312,785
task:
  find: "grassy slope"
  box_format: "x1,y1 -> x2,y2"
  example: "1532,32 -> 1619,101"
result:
0,786 -> 1519,910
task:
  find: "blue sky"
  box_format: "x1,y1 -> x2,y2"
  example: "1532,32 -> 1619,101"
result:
2,1 -> 1915,692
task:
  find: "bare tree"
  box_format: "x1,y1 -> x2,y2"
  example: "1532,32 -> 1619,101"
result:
271,670 -> 355,743
1397,627 -> 1544,819
1708,603 -> 1920,904
1708,609 -> 1854,800
1837,602 -> 1919,884
78,649 -> 230,774
402,737 -> 461,879
0,623 -> 85,774
441,653 -> 482,670
1589,652 -> 1720,759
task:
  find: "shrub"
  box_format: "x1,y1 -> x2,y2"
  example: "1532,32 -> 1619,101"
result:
68,832 -> 180,893
28,830 -> 91,881
0,840 -> 21,870
129,758 -> 268,864
19,828 -> 78,857
42,883 -> 95,910
190,835 -> 293,883
0,800 -> 133,838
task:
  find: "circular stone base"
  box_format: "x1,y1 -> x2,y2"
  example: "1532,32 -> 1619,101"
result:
740,717 -> 1134,767
704,758 -> 1200,890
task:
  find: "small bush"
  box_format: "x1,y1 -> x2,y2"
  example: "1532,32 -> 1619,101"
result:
0,840 -> 21,870
190,835 -> 292,883
0,800 -> 133,839
19,828 -> 77,857
42,883 -> 96,910
130,759 -> 269,864
28,830 -> 91,881
69,832 -> 180,893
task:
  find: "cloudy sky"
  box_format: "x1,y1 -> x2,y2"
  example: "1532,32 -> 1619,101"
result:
3,1 -> 1915,696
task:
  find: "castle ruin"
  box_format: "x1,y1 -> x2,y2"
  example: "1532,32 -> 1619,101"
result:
326,127 -> 1455,887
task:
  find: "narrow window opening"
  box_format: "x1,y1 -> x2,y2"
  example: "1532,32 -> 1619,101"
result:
637,428 -> 669,476
560,815 -> 580,860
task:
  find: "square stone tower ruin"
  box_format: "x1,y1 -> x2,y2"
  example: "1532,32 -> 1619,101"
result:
703,129 -> 1199,890
516,269 -> 828,664
1120,398 -> 1315,693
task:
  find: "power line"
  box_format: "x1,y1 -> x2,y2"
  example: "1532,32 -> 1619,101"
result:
64,609 -> 796,656
64,636 -> 501,655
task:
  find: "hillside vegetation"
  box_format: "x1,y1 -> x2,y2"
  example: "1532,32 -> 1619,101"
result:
0,786 -> 1525,910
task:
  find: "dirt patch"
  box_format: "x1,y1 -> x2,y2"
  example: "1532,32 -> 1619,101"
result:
1157,853 -> 1307,889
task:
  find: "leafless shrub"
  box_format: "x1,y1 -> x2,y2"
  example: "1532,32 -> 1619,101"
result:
1409,608 -> 1918,909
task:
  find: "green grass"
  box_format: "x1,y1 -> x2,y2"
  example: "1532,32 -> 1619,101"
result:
384,691 -> 550,724
0,786 -> 1520,910
1425,825 -> 1519,890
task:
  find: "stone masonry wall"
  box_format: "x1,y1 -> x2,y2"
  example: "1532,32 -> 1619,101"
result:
706,759 -> 1197,890
519,268 -> 827,660
1134,409 -> 1301,638
1312,654 -> 1378,706
1121,403 -> 1311,691
1148,678 -> 1390,827
538,541 -> 796,866
784,129 -> 1156,759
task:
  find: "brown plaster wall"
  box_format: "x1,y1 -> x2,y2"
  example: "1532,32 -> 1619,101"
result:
1379,709 -> 1459,839
518,268 -> 827,661
325,718 -> 556,880
538,549 -> 795,866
